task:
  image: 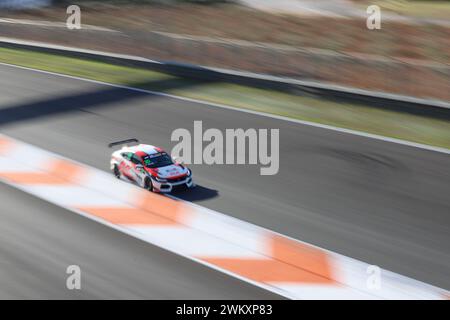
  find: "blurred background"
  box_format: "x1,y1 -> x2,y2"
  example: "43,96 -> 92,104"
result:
0,0 -> 449,101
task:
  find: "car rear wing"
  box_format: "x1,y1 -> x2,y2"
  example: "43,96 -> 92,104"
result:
108,138 -> 139,148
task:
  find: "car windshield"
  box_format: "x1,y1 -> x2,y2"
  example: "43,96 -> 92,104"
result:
142,152 -> 173,168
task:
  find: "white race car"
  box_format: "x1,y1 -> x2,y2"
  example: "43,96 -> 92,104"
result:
109,139 -> 194,193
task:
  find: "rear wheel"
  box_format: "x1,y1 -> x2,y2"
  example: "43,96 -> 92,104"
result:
144,177 -> 153,192
113,165 -> 121,179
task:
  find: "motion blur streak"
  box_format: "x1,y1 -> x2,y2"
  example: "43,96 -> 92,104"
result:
0,134 -> 448,299
0,63 -> 449,297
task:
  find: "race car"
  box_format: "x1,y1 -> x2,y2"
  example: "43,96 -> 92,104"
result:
109,139 -> 194,193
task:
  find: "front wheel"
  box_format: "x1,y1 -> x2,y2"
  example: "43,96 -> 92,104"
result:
144,177 -> 153,192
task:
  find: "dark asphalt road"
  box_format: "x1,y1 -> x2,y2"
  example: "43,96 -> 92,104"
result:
0,63 -> 449,297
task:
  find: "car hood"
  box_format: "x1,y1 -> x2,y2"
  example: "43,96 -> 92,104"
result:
145,164 -> 188,179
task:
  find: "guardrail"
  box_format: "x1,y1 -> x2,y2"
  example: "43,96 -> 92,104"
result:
1,37 -> 449,118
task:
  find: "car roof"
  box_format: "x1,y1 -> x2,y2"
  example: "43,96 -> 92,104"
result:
123,144 -> 164,155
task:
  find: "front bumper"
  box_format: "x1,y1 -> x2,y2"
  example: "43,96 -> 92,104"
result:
152,176 -> 194,193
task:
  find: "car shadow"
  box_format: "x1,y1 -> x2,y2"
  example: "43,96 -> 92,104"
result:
171,185 -> 219,202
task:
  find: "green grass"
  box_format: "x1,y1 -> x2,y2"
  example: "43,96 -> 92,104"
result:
0,47 -> 449,149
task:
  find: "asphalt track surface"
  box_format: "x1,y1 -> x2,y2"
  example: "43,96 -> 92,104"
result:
0,63 -> 449,298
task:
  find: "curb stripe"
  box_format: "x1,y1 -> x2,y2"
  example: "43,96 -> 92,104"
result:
0,137 -> 12,154
0,159 -> 84,184
270,235 -> 335,282
201,258 -> 333,283
78,207 -> 179,225
137,191 -> 190,223
201,235 -> 335,284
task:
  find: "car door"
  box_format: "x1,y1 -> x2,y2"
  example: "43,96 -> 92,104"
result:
130,153 -> 145,186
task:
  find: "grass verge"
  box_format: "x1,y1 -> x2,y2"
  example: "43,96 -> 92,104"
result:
0,46 -> 449,149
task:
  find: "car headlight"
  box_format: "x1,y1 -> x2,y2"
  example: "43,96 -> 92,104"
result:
187,169 -> 192,177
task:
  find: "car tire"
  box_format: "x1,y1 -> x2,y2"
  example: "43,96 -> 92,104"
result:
113,165 -> 121,179
144,177 -> 153,192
